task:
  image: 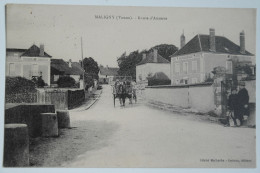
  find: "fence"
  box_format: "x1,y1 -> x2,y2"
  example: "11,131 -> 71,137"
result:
6,89 -> 85,110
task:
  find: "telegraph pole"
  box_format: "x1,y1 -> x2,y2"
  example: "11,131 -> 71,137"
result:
81,37 -> 85,91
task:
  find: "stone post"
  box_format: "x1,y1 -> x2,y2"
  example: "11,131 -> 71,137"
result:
56,110 -> 71,128
4,124 -> 29,167
41,113 -> 58,137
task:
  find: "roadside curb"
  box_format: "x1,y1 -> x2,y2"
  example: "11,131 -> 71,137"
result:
83,90 -> 103,110
146,101 -> 221,123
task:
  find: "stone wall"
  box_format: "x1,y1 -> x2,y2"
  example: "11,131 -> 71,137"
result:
5,104 -> 55,137
145,83 -> 215,113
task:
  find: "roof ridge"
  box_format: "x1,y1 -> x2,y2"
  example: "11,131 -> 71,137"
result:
198,34 -> 202,51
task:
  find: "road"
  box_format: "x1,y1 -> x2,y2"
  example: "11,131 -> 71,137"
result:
30,85 -> 256,168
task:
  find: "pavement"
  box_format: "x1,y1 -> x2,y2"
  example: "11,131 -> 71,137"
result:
29,84 -> 256,168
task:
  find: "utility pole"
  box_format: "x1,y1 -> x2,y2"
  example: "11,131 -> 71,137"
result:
81,37 -> 85,91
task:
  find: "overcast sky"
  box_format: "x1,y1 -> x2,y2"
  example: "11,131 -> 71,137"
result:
6,4 -> 256,67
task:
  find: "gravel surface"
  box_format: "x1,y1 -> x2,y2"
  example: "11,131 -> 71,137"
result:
29,85 -> 256,168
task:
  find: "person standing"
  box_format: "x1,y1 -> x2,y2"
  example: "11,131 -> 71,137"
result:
237,82 -> 249,126
226,88 -> 239,126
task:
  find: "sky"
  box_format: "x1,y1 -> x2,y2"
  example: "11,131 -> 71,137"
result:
6,4 -> 256,67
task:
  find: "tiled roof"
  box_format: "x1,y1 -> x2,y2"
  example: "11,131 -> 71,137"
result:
51,59 -> 84,75
171,34 -> 254,57
99,66 -> 119,76
21,44 -> 52,58
137,51 -> 170,65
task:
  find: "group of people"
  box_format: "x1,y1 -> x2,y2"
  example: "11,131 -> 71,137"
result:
114,80 -> 137,107
227,81 -> 249,127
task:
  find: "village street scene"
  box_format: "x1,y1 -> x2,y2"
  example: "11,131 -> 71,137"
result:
3,4 -> 256,168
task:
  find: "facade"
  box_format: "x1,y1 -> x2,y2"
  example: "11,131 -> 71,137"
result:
51,59 -> 84,88
136,49 -> 170,83
98,65 -> 119,84
170,29 -> 254,85
6,44 -> 52,85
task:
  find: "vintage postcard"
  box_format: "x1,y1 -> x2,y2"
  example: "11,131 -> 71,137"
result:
3,3 -> 257,169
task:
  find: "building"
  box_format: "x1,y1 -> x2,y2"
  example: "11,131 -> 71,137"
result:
136,49 -> 170,83
6,44 -> 52,85
98,65 -> 119,84
51,59 -> 84,88
170,29 -> 254,85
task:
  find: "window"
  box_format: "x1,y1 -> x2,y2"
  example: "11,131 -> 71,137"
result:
226,61 -> 233,74
175,63 -> 180,74
192,61 -> 197,72
183,62 -> 188,74
9,63 -> 15,76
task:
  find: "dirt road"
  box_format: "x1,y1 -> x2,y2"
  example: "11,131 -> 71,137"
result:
30,85 -> 256,168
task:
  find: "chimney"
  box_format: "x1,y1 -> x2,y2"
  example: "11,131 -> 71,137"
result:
142,53 -> 146,61
40,44 -> 44,56
153,49 -> 158,63
209,28 -> 216,52
180,31 -> 185,48
68,59 -> 72,68
240,30 -> 245,54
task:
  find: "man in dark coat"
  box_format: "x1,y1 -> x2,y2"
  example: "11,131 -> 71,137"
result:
237,82 -> 249,126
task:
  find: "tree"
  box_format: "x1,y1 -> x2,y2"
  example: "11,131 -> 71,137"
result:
117,50 -> 142,80
149,44 -> 178,62
117,44 -> 178,80
82,57 -> 100,87
57,76 -> 76,88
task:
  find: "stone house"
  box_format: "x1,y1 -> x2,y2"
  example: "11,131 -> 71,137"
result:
6,44 -> 51,85
51,59 -> 84,88
98,65 -> 119,84
136,49 -> 170,83
170,29 -> 254,85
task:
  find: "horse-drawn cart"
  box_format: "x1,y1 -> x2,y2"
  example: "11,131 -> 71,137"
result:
111,76 -> 137,107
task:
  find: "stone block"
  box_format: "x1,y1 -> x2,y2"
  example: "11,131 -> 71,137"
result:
56,110 -> 70,128
4,124 -> 29,167
41,113 -> 58,137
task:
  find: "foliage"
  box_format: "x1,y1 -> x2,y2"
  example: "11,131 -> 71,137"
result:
148,79 -> 171,86
148,44 -> 178,62
57,76 -> 76,88
117,44 -> 178,80
31,76 -> 46,88
117,50 -> 142,80
82,57 -> 99,87
5,76 -> 37,95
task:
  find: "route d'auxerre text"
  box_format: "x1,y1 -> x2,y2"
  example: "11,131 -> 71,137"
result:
94,15 -> 167,21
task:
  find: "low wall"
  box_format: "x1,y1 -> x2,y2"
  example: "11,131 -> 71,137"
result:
5,104 -> 55,137
146,86 -> 189,108
145,83 -> 215,112
37,88 -> 85,110
68,90 -> 85,109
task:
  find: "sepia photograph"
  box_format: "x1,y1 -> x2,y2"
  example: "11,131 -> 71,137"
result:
1,1 -> 258,169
